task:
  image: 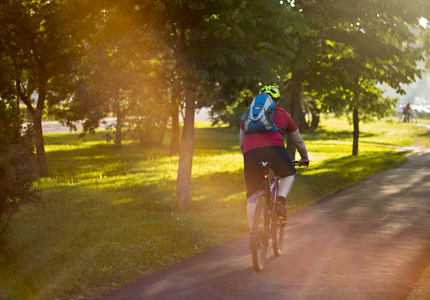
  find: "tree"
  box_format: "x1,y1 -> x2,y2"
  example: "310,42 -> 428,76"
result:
135,0 -> 298,208
0,0 -> 83,176
418,20 -> 430,68
51,2 -> 177,149
286,0 -> 430,156
0,98 -> 39,252
321,0 -> 427,155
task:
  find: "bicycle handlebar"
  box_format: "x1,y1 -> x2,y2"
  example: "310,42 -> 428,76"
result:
294,160 -> 309,167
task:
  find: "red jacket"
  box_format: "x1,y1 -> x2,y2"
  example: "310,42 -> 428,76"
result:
241,107 -> 298,154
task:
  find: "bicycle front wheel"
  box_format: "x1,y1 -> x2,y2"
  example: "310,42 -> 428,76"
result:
272,218 -> 285,256
251,201 -> 268,272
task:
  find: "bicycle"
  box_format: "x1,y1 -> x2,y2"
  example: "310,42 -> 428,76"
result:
399,112 -> 418,124
249,161 -> 299,272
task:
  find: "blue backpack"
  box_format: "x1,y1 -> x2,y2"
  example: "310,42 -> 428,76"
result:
241,93 -> 278,134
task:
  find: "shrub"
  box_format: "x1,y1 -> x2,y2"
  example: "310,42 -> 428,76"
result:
0,99 -> 40,252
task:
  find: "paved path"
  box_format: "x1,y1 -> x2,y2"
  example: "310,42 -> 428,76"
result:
98,125 -> 430,300
98,149 -> 430,300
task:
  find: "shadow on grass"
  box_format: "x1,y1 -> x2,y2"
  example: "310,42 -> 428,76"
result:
43,166 -> 245,214
417,131 -> 430,137
46,143 -> 172,178
302,128 -> 376,141
41,166 -> 248,249
44,135 -> 407,215
298,151 -> 408,199
44,131 -> 109,144
43,126 -> 408,215
194,127 -> 239,150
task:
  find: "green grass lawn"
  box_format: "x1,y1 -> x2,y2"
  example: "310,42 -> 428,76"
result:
0,115 -> 428,299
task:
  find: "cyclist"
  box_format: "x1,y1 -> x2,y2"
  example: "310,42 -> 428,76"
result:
402,103 -> 414,122
240,85 -> 309,220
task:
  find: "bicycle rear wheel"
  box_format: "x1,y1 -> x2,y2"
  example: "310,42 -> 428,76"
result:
251,201 -> 268,272
272,219 -> 285,256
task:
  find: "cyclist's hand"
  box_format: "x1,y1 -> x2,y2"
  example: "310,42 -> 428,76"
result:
298,158 -> 309,167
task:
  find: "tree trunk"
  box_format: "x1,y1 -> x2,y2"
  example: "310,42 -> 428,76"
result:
170,87 -> 180,155
176,90 -> 195,209
114,92 -> 122,149
286,134 -> 295,160
35,81 -> 49,176
311,112 -> 320,129
16,79 -> 49,176
290,70 -> 302,127
286,69 -> 304,158
298,110 -> 308,131
170,104 -> 180,155
156,114 -> 169,146
176,21 -> 199,209
310,101 -> 321,129
352,104 -> 359,156
33,109 -> 48,176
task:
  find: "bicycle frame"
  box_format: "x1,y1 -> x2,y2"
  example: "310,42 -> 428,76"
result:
247,164 -> 277,220
263,163 -> 279,223
247,162 -> 279,225
401,112 -> 418,124
250,162 -> 284,272
250,160 -> 302,271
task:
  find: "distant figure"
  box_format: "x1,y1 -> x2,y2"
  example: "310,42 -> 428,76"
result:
402,103 -> 414,122
105,132 -> 113,144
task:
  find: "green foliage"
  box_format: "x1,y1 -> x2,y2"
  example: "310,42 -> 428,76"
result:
0,0 -> 88,175
0,99 -> 39,252
286,0 -> 429,111
418,24 -> 430,69
135,0 -> 301,117
1,0 -> 429,167
0,0 -> 81,104
284,0 -> 430,153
